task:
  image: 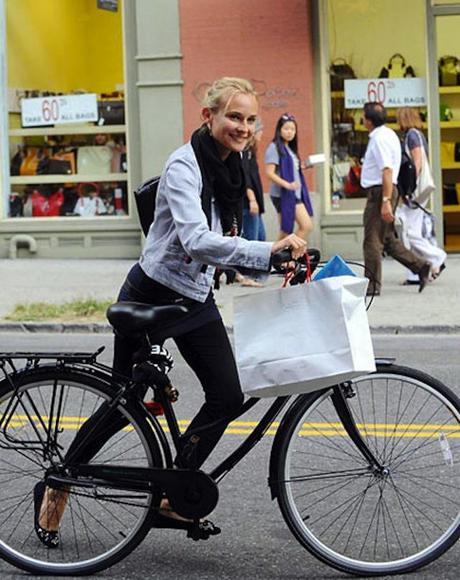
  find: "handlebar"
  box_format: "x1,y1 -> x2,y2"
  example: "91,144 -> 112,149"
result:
271,248 -> 321,269
271,248 -> 321,285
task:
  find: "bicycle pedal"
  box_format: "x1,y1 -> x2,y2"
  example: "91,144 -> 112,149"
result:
187,520 -> 221,541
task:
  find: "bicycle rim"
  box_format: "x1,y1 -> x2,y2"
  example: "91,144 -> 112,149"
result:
0,368 -> 162,575
276,365 -> 460,576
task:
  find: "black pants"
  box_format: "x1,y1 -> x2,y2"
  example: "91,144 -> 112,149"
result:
66,270 -> 244,470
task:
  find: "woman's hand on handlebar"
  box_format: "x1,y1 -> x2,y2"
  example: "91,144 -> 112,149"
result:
271,234 -> 307,260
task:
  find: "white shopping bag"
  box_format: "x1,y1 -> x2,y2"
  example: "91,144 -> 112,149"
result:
233,276 -> 375,398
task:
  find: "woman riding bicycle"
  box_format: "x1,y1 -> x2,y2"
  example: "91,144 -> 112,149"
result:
35,76 -> 307,545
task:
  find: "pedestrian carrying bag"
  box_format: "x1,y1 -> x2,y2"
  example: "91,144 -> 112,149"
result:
233,275 -> 375,398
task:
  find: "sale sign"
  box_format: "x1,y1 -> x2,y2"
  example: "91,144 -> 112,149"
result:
21,94 -> 98,127
344,78 -> 427,109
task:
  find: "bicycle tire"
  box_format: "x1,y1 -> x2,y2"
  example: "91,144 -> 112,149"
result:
274,364 -> 460,576
0,366 -> 164,576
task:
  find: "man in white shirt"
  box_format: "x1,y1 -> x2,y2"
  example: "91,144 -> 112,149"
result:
360,102 -> 430,295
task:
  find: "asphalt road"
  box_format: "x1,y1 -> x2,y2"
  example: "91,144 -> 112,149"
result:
0,332 -> 458,580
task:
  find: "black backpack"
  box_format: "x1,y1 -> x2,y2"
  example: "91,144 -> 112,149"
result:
134,174 -> 209,236
134,176 -> 160,236
397,143 -> 417,201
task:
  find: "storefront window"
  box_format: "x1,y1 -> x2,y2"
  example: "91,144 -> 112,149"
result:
5,0 -> 127,220
326,0 -> 427,213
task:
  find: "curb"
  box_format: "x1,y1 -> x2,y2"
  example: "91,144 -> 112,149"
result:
0,322 -> 112,333
1,322 -> 460,335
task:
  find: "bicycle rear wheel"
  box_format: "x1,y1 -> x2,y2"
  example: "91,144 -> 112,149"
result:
275,364 -> 460,576
0,367 -> 163,576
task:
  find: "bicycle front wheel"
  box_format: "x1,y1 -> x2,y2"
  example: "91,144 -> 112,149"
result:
275,364 -> 460,576
0,367 -> 163,576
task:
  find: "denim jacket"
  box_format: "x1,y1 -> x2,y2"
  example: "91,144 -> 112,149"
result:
139,142 -> 272,302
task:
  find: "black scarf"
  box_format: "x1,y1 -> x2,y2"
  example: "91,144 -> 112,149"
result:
191,125 -> 245,235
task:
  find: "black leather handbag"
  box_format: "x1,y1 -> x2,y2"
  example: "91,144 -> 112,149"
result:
97,100 -> 125,125
37,158 -> 72,175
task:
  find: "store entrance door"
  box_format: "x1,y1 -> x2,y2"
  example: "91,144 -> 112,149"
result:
434,7 -> 460,251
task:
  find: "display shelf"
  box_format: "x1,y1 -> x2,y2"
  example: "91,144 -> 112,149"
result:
9,125 -> 126,137
440,121 -> 460,129
439,86 -> 460,95
443,205 -> 460,213
10,173 -> 127,185
442,162 -> 460,169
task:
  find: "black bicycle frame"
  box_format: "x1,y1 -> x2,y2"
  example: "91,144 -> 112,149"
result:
0,351 -> 383,495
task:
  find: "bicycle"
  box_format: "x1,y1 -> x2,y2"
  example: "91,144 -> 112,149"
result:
0,251 -> 459,576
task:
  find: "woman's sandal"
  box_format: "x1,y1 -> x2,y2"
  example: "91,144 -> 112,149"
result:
34,482 -> 60,549
152,510 -> 221,541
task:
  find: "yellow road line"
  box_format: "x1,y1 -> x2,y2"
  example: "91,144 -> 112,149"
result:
5,415 -> 460,439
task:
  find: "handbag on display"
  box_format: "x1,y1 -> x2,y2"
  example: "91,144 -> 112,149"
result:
73,182 -> 107,217
97,100 -> 125,125
329,58 -> 356,91
233,273 -> 375,398
441,141 -> 455,165
31,189 -> 64,217
438,55 -> 460,86
443,184 -> 458,205
454,143 -> 460,162
344,165 -> 361,197
77,146 -> 112,174
379,53 -> 415,78
37,157 -> 72,175
331,161 -> 351,193
18,147 -> 43,176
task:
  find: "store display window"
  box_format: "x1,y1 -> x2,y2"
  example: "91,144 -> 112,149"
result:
436,12 -> 460,250
326,0 -> 427,213
4,0 -> 127,220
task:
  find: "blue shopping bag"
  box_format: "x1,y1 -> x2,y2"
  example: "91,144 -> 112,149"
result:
312,255 -> 356,281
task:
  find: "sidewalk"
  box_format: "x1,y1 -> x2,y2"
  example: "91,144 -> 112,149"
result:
0,256 -> 459,333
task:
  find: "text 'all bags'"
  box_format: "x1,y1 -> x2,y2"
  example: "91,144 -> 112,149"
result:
233,276 -> 375,398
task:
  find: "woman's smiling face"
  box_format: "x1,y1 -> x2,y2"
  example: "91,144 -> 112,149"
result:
202,92 -> 258,159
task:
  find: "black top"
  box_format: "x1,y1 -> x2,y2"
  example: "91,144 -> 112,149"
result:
120,263 -> 220,341
242,149 -> 265,214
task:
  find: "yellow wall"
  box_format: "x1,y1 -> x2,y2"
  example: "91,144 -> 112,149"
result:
328,0 -> 427,79
6,0 -> 123,94
437,14 -> 460,57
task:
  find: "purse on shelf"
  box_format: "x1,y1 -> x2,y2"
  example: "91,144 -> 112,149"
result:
441,141 -> 455,165
379,53 -> 415,78
329,58 -> 356,91
454,143 -> 460,163
31,188 -> 64,217
443,184 -> 459,205
37,157 -> 72,175
77,146 -> 112,174
18,147 -> 44,176
97,100 -> 125,125
344,165 -> 361,197
73,182 -> 107,217
438,55 -> 460,86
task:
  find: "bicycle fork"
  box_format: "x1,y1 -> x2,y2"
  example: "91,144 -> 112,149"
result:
330,384 -> 384,472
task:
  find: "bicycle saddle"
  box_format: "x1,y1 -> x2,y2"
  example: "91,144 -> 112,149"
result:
106,302 -> 188,334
